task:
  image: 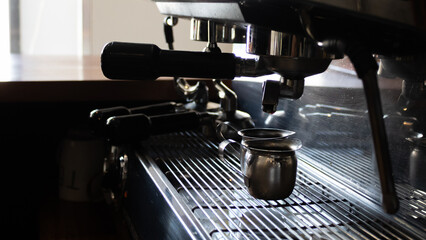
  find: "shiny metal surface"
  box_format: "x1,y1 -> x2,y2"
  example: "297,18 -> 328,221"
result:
299,147 -> 426,234
213,79 -> 237,113
129,131 -> 425,239
246,25 -> 334,59
233,76 -> 426,233
239,128 -> 295,141
216,123 -> 295,145
360,69 -> 399,213
212,79 -> 256,134
246,25 -> 334,77
190,19 -> 246,43
243,138 -> 300,200
129,145 -> 210,240
219,137 -> 301,200
408,137 -> 426,191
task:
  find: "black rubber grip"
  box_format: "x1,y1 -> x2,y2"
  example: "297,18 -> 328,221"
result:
101,42 -> 237,80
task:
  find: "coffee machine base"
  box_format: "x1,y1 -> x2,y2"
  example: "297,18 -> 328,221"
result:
119,131 -> 425,240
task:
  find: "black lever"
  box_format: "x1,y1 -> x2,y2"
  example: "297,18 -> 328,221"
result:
89,102 -> 185,136
101,42 -> 237,80
105,111 -> 212,144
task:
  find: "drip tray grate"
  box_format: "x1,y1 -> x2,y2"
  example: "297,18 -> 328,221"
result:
140,131 -> 424,239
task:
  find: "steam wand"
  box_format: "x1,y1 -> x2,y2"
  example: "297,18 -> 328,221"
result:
324,40 -> 399,214
296,9 -> 399,213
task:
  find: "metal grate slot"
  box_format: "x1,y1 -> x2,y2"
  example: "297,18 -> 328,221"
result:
299,147 -> 426,232
299,147 -> 377,188
140,131 -> 425,239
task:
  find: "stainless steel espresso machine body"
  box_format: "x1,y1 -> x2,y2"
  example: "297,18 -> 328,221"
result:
96,0 -> 426,239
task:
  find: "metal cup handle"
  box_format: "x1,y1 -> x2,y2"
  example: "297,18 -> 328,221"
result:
218,139 -> 246,178
216,121 -> 242,142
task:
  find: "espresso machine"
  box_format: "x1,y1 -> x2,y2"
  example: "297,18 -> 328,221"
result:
95,0 -> 426,239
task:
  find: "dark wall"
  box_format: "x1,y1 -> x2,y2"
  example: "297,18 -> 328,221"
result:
0,100 -> 154,239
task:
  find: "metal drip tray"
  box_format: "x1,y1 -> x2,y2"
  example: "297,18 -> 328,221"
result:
129,131 -> 425,239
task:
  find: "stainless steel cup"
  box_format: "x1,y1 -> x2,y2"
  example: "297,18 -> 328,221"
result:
216,121 -> 295,142
219,135 -> 302,200
238,128 -> 295,141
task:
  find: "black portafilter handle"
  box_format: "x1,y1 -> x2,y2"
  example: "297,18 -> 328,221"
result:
89,102 -> 185,136
105,111 -> 210,144
101,42 -> 237,80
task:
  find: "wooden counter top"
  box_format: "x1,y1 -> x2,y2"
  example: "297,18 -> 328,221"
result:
0,55 -> 221,103
0,55 -> 105,82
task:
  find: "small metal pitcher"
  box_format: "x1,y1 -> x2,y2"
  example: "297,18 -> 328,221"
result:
408,137 -> 426,191
216,121 -> 295,143
219,132 -> 302,200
